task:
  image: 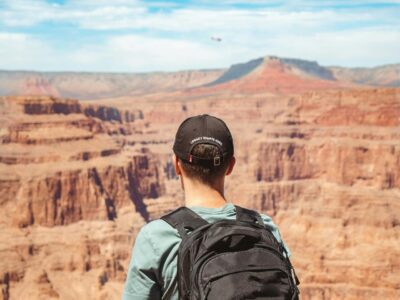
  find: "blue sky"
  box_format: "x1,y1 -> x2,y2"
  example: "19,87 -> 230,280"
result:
0,0 -> 399,72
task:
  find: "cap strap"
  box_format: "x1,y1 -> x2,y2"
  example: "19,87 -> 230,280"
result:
182,151 -> 231,168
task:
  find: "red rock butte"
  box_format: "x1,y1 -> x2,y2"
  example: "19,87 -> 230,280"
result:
0,55 -> 399,300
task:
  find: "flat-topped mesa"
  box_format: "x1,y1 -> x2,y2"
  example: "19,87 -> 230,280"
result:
208,56 -> 336,86
14,95 -> 143,123
206,55 -> 400,91
201,55 -> 345,95
270,56 -> 336,80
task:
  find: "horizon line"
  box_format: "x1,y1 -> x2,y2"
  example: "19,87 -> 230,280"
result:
0,56 -> 399,74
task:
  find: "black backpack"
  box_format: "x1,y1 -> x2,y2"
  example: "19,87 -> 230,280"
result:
161,205 -> 300,300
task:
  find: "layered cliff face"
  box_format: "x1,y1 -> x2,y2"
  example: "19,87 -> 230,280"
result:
0,96 -> 179,300
226,88 -> 400,299
0,96 -> 170,226
0,212 -> 143,300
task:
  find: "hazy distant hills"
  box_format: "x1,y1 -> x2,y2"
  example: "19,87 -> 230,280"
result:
0,56 -> 398,99
330,64 -> 400,87
0,69 -> 224,100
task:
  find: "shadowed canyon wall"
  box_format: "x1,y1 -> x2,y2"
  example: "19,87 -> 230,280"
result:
0,96 -> 177,300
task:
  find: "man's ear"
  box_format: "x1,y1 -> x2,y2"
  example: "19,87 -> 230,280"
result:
225,156 -> 236,176
173,154 -> 182,176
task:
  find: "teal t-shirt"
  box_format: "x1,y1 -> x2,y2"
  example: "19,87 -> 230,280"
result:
122,203 -> 291,300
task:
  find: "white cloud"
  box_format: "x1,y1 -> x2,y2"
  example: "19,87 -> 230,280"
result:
0,31 -> 261,72
266,28 -> 400,67
0,0 -> 146,27
64,35 -> 259,72
0,33 -> 57,70
1,28 -> 397,72
0,0 -> 399,71
1,0 -> 397,31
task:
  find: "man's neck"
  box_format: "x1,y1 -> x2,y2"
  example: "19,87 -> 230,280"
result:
183,178 -> 228,208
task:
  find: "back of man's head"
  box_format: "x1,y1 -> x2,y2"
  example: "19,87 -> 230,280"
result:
173,114 -> 234,186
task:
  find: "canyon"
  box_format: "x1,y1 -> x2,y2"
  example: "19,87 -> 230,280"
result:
0,56 -> 399,299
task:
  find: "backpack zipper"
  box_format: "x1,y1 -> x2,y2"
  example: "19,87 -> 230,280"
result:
197,248 -> 289,299
200,266 -> 290,300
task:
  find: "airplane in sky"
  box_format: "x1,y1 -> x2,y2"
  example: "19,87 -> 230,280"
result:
211,36 -> 222,42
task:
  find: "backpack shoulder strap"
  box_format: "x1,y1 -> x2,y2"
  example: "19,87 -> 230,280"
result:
161,206 -> 208,239
234,205 -> 265,226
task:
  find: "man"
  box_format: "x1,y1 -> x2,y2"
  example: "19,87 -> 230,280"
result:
122,114 -> 291,300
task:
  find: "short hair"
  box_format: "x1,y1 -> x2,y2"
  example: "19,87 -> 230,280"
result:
179,143 -> 232,185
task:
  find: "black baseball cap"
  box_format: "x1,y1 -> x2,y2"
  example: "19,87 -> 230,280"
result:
173,114 -> 234,168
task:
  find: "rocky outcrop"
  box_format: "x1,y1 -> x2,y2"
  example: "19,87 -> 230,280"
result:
0,95 -> 178,299
19,96 -> 142,123
5,158 -> 162,228
255,140 -> 399,189
208,56 -> 337,87
0,96 -> 143,147
22,97 -> 81,115
0,211 -> 145,300
279,57 -> 336,80
207,57 -> 264,85
229,88 -> 400,299
297,88 -> 400,126
0,96 -> 165,228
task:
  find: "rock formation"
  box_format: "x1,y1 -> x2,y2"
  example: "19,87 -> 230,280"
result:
0,57 -> 399,299
195,56 -> 350,95
226,88 -> 400,299
0,95 -> 179,300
